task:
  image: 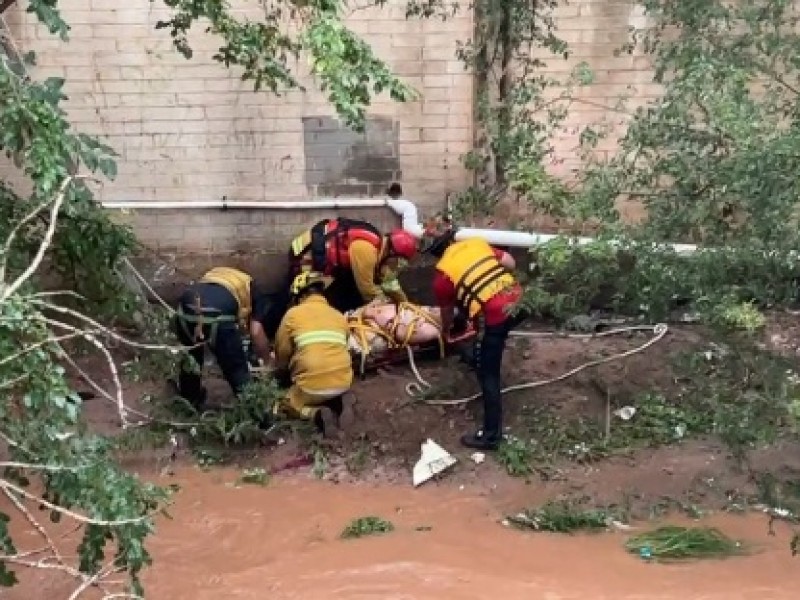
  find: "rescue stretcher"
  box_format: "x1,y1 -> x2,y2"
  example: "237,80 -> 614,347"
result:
248,302 -> 476,379
344,301 -> 477,378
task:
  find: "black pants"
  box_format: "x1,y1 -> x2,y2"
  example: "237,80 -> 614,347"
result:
173,285 -> 251,406
472,309 -> 530,439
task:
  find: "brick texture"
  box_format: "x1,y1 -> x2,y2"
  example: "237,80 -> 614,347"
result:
0,0 -> 661,285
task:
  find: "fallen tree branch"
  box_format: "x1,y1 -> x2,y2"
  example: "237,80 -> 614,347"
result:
121,258 -> 175,314
53,341 -> 198,430
31,299 -> 190,353
37,318 -> 129,427
1,176 -> 73,302
68,560 -> 123,600
1,480 -> 65,566
0,478 -> 153,526
0,331 -> 90,368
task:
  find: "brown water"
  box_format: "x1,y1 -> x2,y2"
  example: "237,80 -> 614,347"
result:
8,467 -> 800,599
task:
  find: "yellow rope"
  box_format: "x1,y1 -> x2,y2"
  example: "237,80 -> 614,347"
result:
347,310 -> 395,376
387,301 -> 445,359
346,302 -> 447,375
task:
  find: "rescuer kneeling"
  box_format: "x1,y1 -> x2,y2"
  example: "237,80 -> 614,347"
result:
273,271 -> 356,438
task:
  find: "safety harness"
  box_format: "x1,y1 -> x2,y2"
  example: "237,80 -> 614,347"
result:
290,218 -> 384,276
347,302 -> 446,377
175,292 -> 237,347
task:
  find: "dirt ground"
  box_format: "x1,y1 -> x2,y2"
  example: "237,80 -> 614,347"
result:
67,311 -> 800,522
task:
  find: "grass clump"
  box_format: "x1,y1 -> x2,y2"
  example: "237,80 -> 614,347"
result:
625,526 -> 744,561
340,516 -> 395,539
507,498 -> 614,533
235,467 -> 270,486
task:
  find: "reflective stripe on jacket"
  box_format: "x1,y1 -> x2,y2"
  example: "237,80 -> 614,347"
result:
294,330 -> 348,348
274,294 -> 353,393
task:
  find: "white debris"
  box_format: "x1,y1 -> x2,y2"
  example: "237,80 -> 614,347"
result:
614,406 -> 637,420
412,438 -> 457,487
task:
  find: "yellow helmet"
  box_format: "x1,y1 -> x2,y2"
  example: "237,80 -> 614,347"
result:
290,270 -> 326,297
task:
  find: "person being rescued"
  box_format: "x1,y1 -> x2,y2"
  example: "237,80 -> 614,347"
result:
172,266 -> 278,414
347,302 -> 445,357
426,228 -> 529,451
273,271 -> 356,438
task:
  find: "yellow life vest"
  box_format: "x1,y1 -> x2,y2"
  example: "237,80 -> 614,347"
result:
435,238 -> 516,318
199,267 -> 253,329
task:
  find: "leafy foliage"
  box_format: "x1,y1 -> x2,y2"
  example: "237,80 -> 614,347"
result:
517,235 -> 800,323
1,3 -> 177,594
582,0 -> 800,247
152,0 -> 417,130
432,0 -> 593,223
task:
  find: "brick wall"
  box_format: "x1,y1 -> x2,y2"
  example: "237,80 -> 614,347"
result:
0,0 -> 474,286
0,0 -> 659,288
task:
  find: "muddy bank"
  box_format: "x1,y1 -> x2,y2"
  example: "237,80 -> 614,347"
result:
5,468 -> 799,600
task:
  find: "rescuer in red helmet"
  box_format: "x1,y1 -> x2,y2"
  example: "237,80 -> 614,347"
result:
284,217 -> 419,315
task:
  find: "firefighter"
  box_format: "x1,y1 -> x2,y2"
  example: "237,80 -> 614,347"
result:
426,230 -> 528,451
172,266 -> 278,412
273,271 -> 355,438
286,217 -> 419,314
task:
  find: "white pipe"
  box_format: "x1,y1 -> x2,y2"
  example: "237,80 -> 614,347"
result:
386,198 -> 425,237
100,196 -> 429,237
100,196 -> 700,254
454,227 -> 700,255
100,199 -> 391,210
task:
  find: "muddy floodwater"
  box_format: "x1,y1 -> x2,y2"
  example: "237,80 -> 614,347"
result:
9,466 -> 800,600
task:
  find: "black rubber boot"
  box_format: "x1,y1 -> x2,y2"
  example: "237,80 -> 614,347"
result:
338,392 -> 356,430
313,406 -> 341,439
460,429 -> 502,451
168,378 -> 208,413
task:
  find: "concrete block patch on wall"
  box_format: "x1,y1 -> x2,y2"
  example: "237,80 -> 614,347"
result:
302,116 -> 401,196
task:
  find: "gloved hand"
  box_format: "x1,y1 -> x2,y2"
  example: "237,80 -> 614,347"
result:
445,325 -> 475,345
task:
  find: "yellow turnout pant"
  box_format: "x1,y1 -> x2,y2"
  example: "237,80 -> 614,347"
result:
278,385 -> 348,420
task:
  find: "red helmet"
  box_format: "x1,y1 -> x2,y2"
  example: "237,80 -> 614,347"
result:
388,229 -> 418,260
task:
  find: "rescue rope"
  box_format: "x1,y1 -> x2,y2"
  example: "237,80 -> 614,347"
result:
404,323 -> 670,406
122,258 -> 176,314
347,301 -> 446,377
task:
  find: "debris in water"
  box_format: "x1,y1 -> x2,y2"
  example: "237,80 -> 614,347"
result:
341,516 -> 395,539
507,499 -> 614,533
235,467 -> 270,486
624,526 -> 745,561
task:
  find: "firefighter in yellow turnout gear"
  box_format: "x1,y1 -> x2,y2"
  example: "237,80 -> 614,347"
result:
172,266 -> 277,415
274,271 -> 356,437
